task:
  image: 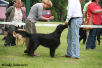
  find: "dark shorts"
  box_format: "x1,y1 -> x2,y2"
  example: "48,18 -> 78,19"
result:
25,19 -> 36,33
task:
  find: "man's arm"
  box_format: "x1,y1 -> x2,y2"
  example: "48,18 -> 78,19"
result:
92,9 -> 102,14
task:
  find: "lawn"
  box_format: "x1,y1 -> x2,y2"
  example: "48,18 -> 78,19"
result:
0,22 -> 102,68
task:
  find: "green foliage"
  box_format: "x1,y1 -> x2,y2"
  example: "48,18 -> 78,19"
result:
30,0 -> 42,6
5,0 -> 102,22
51,0 -> 67,21
51,9 -> 58,21
99,0 -> 102,7
81,0 -> 86,10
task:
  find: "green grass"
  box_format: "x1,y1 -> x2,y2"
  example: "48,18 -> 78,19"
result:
0,23 -> 102,68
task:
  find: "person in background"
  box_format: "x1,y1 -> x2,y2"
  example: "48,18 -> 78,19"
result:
63,0 -> 82,59
21,2 -> 26,29
101,14 -> 102,24
79,0 -> 92,44
2,0 -> 15,40
83,0 -> 92,23
21,2 -> 26,22
86,0 -> 102,50
4,0 -> 24,46
24,0 -> 54,56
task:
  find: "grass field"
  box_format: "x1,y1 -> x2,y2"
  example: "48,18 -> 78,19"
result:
0,22 -> 102,68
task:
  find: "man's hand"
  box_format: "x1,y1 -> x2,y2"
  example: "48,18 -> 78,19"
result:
65,22 -> 68,28
49,16 -> 54,20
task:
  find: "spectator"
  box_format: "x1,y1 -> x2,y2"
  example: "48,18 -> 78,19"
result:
86,0 -> 102,50
24,0 -> 54,56
79,0 -> 92,44
4,0 -> 24,46
83,0 -> 92,24
21,2 -> 26,22
21,2 -> 26,29
101,15 -> 102,24
63,0 -> 82,59
2,0 -> 15,40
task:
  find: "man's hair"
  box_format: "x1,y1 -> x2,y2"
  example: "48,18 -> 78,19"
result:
92,0 -> 95,2
42,0 -> 53,8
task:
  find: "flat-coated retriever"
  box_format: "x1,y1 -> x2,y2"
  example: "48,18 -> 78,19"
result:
79,28 -> 87,44
14,24 -> 67,57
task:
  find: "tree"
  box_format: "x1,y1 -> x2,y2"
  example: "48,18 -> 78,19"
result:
5,0 -> 102,22
99,0 -> 102,7
51,0 -> 67,21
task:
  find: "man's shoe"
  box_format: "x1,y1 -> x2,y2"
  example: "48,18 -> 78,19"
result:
71,57 -> 79,59
28,53 -> 39,56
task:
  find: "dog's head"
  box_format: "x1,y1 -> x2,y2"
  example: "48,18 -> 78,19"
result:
13,29 -> 25,39
55,24 -> 67,33
13,29 -> 30,38
13,31 -> 23,40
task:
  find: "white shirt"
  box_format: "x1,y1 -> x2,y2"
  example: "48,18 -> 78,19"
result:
13,7 -> 23,22
66,0 -> 82,22
13,7 -> 23,27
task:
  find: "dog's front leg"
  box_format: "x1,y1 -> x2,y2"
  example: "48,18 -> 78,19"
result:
50,48 -> 56,57
16,38 -> 20,47
28,42 -> 39,56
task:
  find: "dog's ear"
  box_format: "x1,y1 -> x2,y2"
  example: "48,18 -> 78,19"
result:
13,31 -> 16,37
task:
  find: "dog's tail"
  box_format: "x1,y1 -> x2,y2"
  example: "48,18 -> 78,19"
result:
14,30 -> 31,38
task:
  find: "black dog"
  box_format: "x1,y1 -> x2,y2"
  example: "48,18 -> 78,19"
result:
14,24 -> 67,57
79,28 -> 102,45
79,28 -> 87,44
96,28 -> 102,45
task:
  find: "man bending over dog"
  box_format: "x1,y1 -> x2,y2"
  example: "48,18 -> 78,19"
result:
25,0 -> 54,56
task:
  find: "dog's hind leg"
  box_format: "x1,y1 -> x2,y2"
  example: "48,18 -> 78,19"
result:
50,48 -> 56,57
23,38 -> 26,47
97,35 -> 100,45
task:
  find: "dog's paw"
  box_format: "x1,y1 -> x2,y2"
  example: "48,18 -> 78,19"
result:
28,53 -> 34,56
24,50 -> 29,53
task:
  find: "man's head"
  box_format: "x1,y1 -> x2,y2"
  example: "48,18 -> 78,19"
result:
92,0 -> 99,2
42,0 -> 52,8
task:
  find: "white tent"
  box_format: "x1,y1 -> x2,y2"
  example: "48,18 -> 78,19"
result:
0,0 -> 9,21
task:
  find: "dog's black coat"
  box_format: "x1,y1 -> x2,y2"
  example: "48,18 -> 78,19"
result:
15,24 -> 67,57
79,28 -> 102,45
79,28 -> 87,44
